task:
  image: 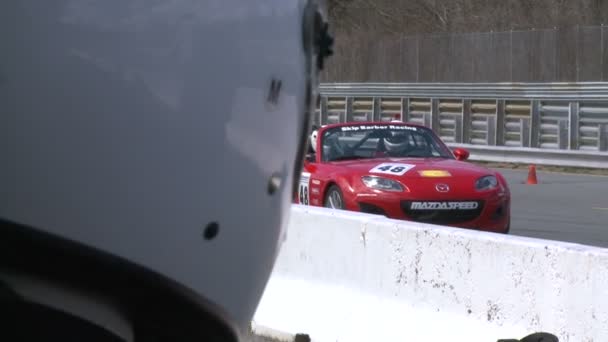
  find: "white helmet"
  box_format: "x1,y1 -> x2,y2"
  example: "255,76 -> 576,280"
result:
310,129 -> 319,152
384,130 -> 411,153
0,1 -> 333,341
309,125 -> 323,152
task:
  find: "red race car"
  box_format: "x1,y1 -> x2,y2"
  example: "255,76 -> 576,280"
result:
295,121 -> 511,234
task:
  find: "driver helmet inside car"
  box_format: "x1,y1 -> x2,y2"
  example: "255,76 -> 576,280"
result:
309,125 -> 320,152
384,130 -> 411,153
310,124 -> 330,154
0,1 -> 333,342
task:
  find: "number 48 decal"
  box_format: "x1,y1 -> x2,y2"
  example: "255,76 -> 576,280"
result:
369,163 -> 415,176
298,172 -> 311,205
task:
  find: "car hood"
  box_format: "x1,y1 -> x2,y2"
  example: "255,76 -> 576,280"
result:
328,157 -> 496,179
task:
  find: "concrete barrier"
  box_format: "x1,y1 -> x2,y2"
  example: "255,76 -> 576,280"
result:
252,205 -> 608,342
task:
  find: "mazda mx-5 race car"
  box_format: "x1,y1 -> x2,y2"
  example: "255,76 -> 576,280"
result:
295,121 -> 511,234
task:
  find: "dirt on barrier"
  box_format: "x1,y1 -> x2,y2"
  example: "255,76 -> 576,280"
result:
245,335 -> 285,342
243,324 -> 294,342
470,160 -> 608,176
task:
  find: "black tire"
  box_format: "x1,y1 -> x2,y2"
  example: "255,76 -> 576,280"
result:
324,185 -> 344,210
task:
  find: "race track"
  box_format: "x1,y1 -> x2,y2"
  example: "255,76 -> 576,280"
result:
498,168 -> 608,248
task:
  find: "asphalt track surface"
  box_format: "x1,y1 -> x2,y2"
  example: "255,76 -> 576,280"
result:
498,168 -> 608,249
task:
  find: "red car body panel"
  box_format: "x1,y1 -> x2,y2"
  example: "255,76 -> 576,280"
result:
295,121 -> 511,234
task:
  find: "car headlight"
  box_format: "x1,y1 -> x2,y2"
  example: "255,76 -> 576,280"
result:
361,176 -> 405,192
475,175 -> 498,191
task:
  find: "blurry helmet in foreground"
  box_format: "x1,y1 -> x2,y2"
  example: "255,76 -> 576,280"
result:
0,0 -> 333,341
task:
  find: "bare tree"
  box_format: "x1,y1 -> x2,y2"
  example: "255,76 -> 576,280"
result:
322,0 -> 608,83
328,0 -> 608,34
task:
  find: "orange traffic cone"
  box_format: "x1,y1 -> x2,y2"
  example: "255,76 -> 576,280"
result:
526,164 -> 538,185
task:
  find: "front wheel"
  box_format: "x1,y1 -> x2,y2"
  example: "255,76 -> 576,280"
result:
324,185 -> 344,210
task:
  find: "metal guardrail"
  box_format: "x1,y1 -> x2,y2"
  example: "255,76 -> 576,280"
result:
315,83 -> 608,168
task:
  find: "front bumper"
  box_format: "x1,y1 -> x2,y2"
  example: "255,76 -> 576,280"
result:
353,189 -> 510,233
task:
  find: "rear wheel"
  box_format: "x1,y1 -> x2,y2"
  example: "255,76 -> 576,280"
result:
324,185 -> 344,210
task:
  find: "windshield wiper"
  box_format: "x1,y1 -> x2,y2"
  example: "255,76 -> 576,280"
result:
401,154 -> 450,159
329,155 -> 367,161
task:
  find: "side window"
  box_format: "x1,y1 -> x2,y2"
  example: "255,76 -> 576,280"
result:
413,133 -> 428,147
321,132 -> 340,161
417,131 -> 443,156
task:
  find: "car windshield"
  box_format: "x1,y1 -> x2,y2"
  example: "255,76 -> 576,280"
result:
320,123 -> 454,162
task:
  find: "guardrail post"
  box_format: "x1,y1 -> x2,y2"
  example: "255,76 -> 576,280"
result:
569,101 -> 580,150
599,124 -> 608,151
424,112 -> 432,128
319,96 -> 328,125
454,116 -> 463,143
520,118 -> 531,148
401,97 -> 410,122
372,97 -> 381,121
487,116 -> 496,146
496,100 -> 505,146
462,99 -> 471,144
530,100 -> 541,148
430,98 -> 440,133
345,97 -> 354,123
558,120 -> 568,150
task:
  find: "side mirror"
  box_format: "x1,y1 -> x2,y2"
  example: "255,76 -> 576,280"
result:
303,160 -> 317,173
453,148 -> 470,161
